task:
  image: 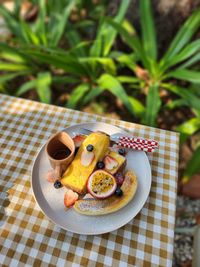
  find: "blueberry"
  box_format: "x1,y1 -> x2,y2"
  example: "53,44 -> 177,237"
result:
96,161 -> 105,169
118,148 -> 126,156
54,180 -> 62,189
115,187 -> 123,196
86,144 -> 94,152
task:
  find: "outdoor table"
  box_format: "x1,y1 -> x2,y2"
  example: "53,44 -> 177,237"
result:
0,94 -> 179,267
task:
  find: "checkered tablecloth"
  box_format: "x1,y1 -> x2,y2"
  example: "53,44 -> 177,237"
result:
0,94 -> 179,267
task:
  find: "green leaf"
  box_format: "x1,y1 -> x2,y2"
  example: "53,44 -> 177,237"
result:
19,19 -> 40,45
66,29 -> 86,57
165,99 -> 188,109
74,19 -> 94,30
36,72 -> 52,103
79,57 -> 116,75
114,53 -> 137,71
162,83 -> 200,115
128,96 -> 145,117
145,82 -> 161,126
0,72 -> 28,84
90,38 -> 102,58
176,117 -> 200,135
66,83 -> 90,109
140,0 -> 157,60
0,62 -> 29,71
117,76 -> 140,84
0,5 -> 21,37
190,83 -> 200,97
52,76 -> 80,84
50,1 -> 76,46
161,8 -> 200,65
35,0 -> 47,45
167,68 -> 200,83
15,80 -> 36,96
13,0 -> 21,19
122,19 -> 136,35
0,50 -> 26,63
15,72 -> 52,103
184,146 -> 200,178
102,0 -> 131,56
27,50 -> 88,77
106,18 -> 141,53
180,52 -> 200,68
90,0 -> 130,57
106,18 -> 149,69
0,43 -> 29,62
68,40 -> 90,57
97,74 -> 134,115
161,40 -> 200,70
82,86 -> 104,105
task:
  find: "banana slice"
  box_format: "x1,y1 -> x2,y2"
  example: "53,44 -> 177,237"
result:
73,170 -> 137,215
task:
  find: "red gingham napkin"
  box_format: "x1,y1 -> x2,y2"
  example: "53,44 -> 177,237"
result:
118,136 -> 159,153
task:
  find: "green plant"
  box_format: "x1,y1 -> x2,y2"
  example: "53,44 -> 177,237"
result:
0,0 -> 112,102
176,117 -> 200,183
0,0 -> 77,46
107,0 -> 200,126
21,0 -> 133,112
0,0 -> 79,102
0,41 -> 53,102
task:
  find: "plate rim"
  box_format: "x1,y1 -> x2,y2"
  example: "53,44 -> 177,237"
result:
31,122 -> 152,235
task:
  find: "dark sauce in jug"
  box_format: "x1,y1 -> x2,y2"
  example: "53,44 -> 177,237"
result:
53,146 -> 71,160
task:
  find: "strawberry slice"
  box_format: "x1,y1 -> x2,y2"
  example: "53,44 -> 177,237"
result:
73,134 -> 86,147
46,169 -> 56,183
64,190 -> 79,208
104,155 -> 118,170
81,150 -> 95,166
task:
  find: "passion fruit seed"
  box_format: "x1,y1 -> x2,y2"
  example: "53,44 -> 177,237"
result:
96,161 -> 105,169
91,176 -> 114,194
115,187 -> 123,196
54,180 -> 62,189
86,144 -> 94,152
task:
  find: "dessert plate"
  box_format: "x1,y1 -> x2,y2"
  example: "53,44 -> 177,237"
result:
31,122 -> 152,235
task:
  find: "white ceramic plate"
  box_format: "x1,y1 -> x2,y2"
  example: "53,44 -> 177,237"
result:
31,122 -> 152,235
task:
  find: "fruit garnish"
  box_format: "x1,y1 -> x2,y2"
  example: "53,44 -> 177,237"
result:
115,187 -> 123,197
54,180 -> 62,189
64,190 -> 79,208
115,172 -> 124,186
74,170 -> 137,215
73,134 -> 86,147
62,132 -> 110,194
86,144 -> 94,151
96,161 -> 105,169
118,148 -> 126,156
87,170 -> 117,199
81,150 -> 95,166
104,155 -> 118,170
46,169 -> 56,183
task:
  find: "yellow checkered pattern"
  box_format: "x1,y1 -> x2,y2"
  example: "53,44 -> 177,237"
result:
0,94 -> 179,267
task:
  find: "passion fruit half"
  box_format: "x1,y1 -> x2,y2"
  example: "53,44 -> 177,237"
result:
87,170 -> 117,199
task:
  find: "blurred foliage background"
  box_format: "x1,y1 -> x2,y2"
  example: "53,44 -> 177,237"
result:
0,0 -> 200,188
